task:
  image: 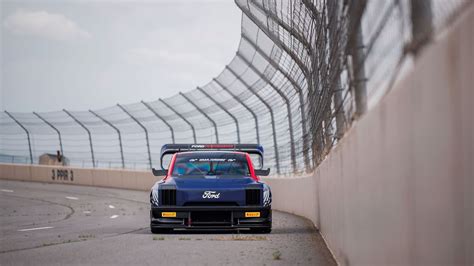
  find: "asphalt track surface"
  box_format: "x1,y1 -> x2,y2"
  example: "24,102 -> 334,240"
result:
0,180 -> 336,265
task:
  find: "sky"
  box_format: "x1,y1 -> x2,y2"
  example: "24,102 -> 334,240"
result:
0,0 -> 242,112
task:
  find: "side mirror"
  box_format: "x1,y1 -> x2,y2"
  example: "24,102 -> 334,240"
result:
152,168 -> 167,176
254,168 -> 270,176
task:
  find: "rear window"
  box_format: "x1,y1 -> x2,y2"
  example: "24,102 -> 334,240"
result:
171,152 -> 250,177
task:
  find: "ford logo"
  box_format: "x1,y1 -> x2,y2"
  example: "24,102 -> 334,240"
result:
202,191 -> 220,199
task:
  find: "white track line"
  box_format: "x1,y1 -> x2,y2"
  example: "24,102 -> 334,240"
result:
110,215 -> 119,219
18,226 -> 54,232
83,211 -> 91,214
108,205 -> 115,209
1,189 -> 14,193
65,196 -> 78,200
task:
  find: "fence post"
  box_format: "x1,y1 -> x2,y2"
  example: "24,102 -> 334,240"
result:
241,33 -> 311,172
236,52 -> 297,173
235,1 -> 310,79
326,1 -> 346,139
159,98 -> 197,144
226,65 -> 281,175
213,78 -> 260,144
179,92 -> 219,144
116,104 -> 152,169
348,0 -> 368,117
33,112 -> 64,156
410,0 -> 433,55
4,111 -> 33,164
249,0 -> 312,51
141,101 -> 176,144
196,87 -> 241,144
89,110 -> 125,169
353,26 -> 367,117
63,109 -> 95,168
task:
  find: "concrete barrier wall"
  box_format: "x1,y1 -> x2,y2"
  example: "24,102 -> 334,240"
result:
266,6 -> 473,265
0,5 -> 472,266
0,163 -> 159,191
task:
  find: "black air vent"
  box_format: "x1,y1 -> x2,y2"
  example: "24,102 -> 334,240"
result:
183,202 -> 239,207
246,189 -> 261,206
161,189 -> 176,206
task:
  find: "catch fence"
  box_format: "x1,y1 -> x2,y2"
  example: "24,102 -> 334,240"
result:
1,0 -> 468,175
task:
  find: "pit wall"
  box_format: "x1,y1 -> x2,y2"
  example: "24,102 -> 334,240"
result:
0,5 -> 472,266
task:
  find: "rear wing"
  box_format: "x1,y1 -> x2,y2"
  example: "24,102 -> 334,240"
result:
158,144 -> 264,170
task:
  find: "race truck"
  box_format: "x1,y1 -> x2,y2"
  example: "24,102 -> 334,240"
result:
149,144 -> 272,233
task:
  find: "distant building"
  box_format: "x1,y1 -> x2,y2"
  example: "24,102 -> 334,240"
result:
39,151 -> 69,166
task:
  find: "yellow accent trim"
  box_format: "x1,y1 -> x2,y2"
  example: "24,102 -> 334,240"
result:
245,212 -> 261,218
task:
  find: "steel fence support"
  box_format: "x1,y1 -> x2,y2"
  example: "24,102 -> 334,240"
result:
116,104 -> 152,169
196,87 -> 241,144
63,109 -> 95,168
352,22 -> 367,117
353,27 -> 367,117
159,98 -> 197,144
226,65 -> 281,175
348,0 -> 368,117
33,112 -> 64,156
333,87 -> 345,138
249,0 -> 312,51
241,33 -> 311,171
301,0 -> 318,20
213,78 -> 260,144
236,52 -> 296,173
4,111 -> 33,164
302,0 -> 323,164
326,1 -> 346,140
179,92 -> 219,144
235,0 -> 310,80
347,0 -> 368,48
317,4 -> 333,155
141,101 -> 175,144
410,0 -> 433,55
89,110 -> 125,168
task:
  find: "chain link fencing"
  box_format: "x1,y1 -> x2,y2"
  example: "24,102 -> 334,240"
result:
0,0 -> 469,175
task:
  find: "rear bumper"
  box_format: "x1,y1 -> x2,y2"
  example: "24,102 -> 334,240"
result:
150,206 -> 271,229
